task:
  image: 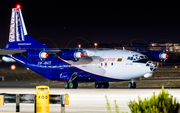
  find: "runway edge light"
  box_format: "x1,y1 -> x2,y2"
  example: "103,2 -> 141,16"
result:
0,95 -> 4,105
65,94 -> 69,105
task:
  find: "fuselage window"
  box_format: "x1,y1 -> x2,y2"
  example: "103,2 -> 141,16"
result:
101,63 -> 103,66
105,63 -> 107,66
60,65 -> 62,69
64,65 -> 66,68
69,65 -> 71,68
111,63 -> 113,66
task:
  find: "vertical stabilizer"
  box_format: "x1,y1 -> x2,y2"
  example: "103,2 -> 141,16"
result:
5,5 -> 49,49
9,8 -> 27,42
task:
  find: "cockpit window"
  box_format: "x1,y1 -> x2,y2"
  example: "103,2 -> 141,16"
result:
140,56 -> 144,59
127,55 -> 148,61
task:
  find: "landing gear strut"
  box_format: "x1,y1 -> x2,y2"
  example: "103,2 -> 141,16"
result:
95,82 -> 109,89
64,72 -> 78,89
128,79 -> 136,89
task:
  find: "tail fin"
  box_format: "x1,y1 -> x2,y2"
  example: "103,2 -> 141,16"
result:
5,5 -> 49,49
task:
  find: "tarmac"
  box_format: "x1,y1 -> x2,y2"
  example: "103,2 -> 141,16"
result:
0,81 -> 180,113
0,86 -> 180,113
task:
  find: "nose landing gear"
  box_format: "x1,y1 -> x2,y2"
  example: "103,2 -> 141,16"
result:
64,82 -> 78,89
128,79 -> 136,88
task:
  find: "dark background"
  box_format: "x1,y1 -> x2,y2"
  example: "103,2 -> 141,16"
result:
1,0 -> 180,48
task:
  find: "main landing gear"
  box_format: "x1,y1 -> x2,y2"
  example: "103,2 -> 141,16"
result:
95,82 -> 109,89
64,72 -> 78,89
128,79 -> 136,89
64,82 -> 78,89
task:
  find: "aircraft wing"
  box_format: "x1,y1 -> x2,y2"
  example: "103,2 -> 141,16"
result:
0,49 -> 27,55
135,50 -> 169,61
0,49 -> 63,55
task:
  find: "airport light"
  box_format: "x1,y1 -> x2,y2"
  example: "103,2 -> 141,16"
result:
11,65 -> 16,70
94,43 -> 98,48
27,68 -> 30,70
78,44 -> 81,48
0,59 -> 2,63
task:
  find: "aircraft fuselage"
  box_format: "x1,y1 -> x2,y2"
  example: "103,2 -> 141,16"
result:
10,49 -> 156,83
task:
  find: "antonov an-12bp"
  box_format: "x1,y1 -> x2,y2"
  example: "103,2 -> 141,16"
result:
0,5 -> 168,89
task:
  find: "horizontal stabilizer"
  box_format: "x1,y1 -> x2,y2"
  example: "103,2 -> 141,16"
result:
0,49 -> 26,55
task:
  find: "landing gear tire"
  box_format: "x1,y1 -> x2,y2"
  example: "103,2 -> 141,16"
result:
128,82 -> 136,89
64,82 -> 69,89
95,82 -> 109,89
132,82 -> 136,88
101,82 -> 109,88
69,82 -> 78,89
128,82 -> 132,89
105,82 -> 109,88
95,83 -> 100,88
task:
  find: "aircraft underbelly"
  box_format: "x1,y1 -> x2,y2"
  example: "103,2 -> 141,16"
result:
75,64 -> 106,76
105,64 -> 151,79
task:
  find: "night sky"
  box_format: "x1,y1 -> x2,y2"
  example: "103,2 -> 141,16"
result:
1,0 -> 180,48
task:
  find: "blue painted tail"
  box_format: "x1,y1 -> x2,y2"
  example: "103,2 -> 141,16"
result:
5,7 -> 49,49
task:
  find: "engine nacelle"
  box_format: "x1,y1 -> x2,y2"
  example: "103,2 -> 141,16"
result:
24,51 -> 49,60
59,50 -> 83,61
159,53 -> 169,60
145,51 -> 168,61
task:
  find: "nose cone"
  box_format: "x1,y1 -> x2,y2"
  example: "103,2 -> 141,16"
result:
146,61 -> 157,72
142,61 -> 157,78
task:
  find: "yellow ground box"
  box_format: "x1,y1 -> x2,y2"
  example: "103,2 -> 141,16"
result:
65,94 -> 69,105
36,85 -> 49,113
0,95 -> 4,105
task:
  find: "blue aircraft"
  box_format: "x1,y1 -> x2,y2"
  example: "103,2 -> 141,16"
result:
0,5 -> 168,89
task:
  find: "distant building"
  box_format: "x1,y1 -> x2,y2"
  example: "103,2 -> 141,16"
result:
150,43 -> 166,51
85,42 -> 180,52
150,43 -> 180,52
